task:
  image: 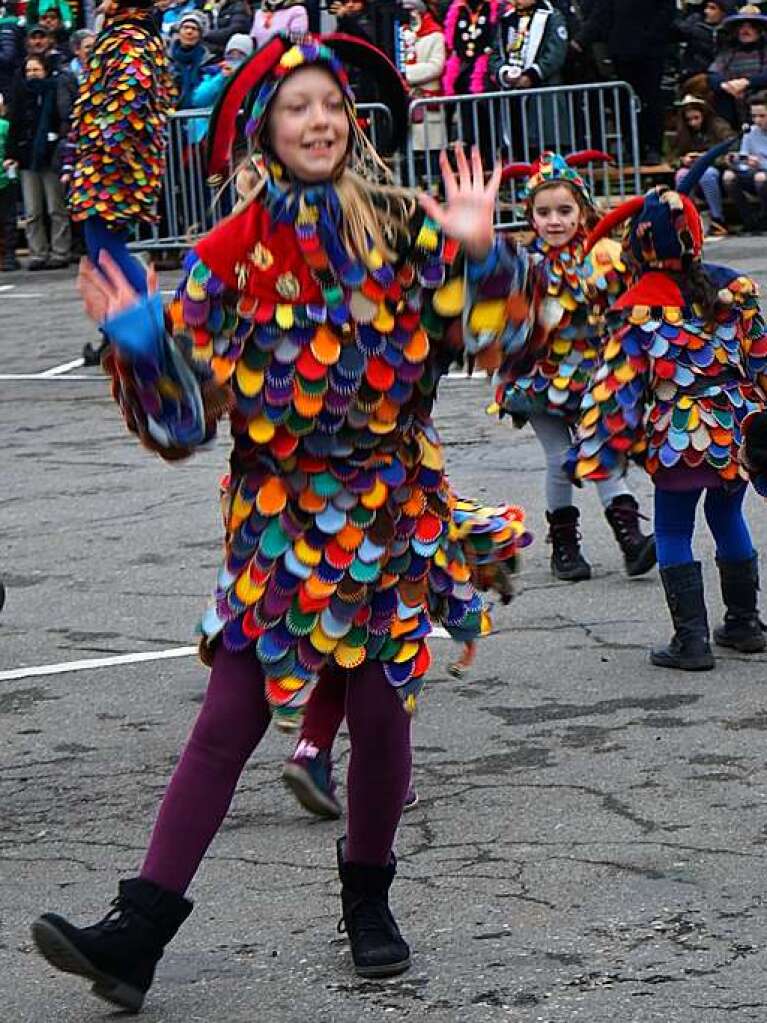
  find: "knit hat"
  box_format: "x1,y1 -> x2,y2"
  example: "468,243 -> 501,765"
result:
207,32 -> 409,175
178,10 -> 208,33
224,32 -> 254,57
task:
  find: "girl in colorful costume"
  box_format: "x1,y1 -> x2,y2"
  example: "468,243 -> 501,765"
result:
31,35 -> 522,1010
469,152 -> 656,582
566,147 -> 767,669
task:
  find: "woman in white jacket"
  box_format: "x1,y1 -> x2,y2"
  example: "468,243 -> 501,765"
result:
400,0 -> 446,181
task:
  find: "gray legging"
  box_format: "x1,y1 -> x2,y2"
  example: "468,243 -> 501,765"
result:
530,413 -> 632,511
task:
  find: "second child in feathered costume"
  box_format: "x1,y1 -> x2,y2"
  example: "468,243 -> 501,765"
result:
460,152 -> 656,582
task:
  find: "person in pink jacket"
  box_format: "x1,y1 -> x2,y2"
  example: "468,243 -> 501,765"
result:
251,0 -> 308,49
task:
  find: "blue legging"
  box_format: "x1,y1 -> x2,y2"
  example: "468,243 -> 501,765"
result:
654,485 -> 755,568
84,215 -> 147,295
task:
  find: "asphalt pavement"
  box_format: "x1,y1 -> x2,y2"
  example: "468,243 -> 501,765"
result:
3,236 -> 767,1023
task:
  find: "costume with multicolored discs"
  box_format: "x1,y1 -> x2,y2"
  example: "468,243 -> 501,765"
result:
104,37 -> 531,731
66,9 -> 174,224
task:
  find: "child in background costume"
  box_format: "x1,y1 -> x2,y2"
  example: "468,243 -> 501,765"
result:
31,36 -> 520,1010
62,0 -> 174,362
474,152 -> 656,582
281,495 -> 532,821
567,147 -> 767,669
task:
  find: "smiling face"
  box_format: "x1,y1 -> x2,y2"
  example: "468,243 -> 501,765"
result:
267,66 -> 350,182
530,183 -> 584,247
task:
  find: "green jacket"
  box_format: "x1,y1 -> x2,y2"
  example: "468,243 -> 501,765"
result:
0,118 -> 10,189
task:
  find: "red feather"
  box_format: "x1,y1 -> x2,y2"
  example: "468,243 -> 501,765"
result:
500,162 -> 533,182
584,196 -> 645,254
564,149 -> 614,167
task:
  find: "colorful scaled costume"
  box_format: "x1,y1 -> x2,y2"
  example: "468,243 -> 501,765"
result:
33,36 -> 533,1008
567,155 -> 767,668
64,1 -> 174,296
104,34 -> 528,731
462,151 -> 656,581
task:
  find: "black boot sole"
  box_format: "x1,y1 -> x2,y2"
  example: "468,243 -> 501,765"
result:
281,761 -> 342,819
713,632 -> 767,653
624,537 -> 657,578
354,953 -> 412,978
649,650 -> 715,671
551,562 -> 592,582
31,918 -> 145,1013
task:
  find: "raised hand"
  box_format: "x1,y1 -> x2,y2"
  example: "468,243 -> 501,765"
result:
78,250 -> 158,326
418,144 -> 501,261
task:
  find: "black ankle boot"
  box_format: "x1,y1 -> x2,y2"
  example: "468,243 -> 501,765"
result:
546,506 -> 591,581
337,837 -> 411,978
32,878 -> 192,1012
604,495 -> 657,577
713,554 -> 767,653
651,561 -> 715,670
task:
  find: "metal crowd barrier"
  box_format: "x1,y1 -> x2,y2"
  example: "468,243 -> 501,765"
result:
129,83 -> 640,250
129,102 -> 394,252
408,81 -> 642,229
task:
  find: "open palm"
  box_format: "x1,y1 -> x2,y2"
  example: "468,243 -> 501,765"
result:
418,145 -> 501,261
78,251 -> 158,326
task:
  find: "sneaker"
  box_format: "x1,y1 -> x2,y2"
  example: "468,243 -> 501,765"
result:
27,257 -> 48,271
281,742 -> 342,819
402,784 -> 419,812
708,219 -> 728,237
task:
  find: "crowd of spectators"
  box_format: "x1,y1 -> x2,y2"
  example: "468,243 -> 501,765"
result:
3,0 -> 767,272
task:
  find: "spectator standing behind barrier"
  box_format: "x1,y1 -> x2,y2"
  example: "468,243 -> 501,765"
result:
0,89 -> 20,270
723,91 -> 767,229
202,0 -> 251,56
674,0 -> 736,94
708,5 -> 767,127
4,52 -> 71,268
442,0 -> 502,161
156,0 -> 200,42
399,0 -> 445,180
36,4 -> 73,55
67,27 -> 93,80
24,22 -> 68,68
577,0 -> 675,163
672,94 -> 735,234
252,0 -> 307,50
63,0 -> 174,361
494,0 -> 569,156
25,0 -> 74,31
0,2 -> 25,99
186,30 -> 251,142
170,11 -> 212,108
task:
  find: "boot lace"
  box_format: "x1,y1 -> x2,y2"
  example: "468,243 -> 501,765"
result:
337,897 -> 394,939
546,523 -> 584,565
97,896 -> 132,931
608,502 -> 650,548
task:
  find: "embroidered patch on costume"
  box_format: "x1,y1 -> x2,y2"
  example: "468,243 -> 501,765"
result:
250,243 -> 274,270
276,272 -> 301,300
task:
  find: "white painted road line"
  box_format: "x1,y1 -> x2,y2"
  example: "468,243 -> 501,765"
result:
40,357 -> 86,377
0,628 -> 452,683
0,373 -> 95,381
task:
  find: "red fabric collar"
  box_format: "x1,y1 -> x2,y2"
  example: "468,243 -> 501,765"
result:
611,271 -> 684,311
414,11 -> 442,36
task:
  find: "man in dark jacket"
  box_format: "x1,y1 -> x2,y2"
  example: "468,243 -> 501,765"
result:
0,1 -> 24,100
578,0 -> 676,162
202,0 -> 251,56
674,0 -> 736,84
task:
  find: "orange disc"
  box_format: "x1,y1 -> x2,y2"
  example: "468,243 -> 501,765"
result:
298,488 -> 327,513
336,523 -> 364,551
256,477 -> 288,516
310,326 -> 341,366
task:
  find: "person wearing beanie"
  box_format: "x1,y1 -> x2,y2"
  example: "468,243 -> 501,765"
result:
201,0 -> 252,57
184,30 -> 253,145
169,9 -> 212,109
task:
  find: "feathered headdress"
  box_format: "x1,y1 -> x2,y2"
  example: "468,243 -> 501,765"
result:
584,138 -> 736,268
206,33 -> 409,178
500,149 -> 613,206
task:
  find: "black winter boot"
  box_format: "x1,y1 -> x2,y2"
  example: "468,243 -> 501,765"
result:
31,878 -> 192,1013
651,561 -> 715,670
604,495 -> 657,577
713,554 -> 767,653
337,837 -> 411,978
546,506 -> 591,581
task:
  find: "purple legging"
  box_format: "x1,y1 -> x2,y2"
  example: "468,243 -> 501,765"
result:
140,645 -> 412,893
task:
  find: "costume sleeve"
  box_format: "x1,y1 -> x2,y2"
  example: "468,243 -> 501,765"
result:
459,237 -> 535,370
729,275 -> 767,391
565,317 -> 652,482
102,254 -> 252,461
528,11 -> 568,84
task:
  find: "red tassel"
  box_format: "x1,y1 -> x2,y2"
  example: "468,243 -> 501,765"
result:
584,195 -> 645,254
564,149 -> 614,168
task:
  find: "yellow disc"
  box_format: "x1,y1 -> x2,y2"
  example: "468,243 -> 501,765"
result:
275,304 -> 294,330
432,279 -> 465,318
294,537 -> 322,566
234,573 -> 265,605
236,362 -> 264,397
310,623 -> 339,654
372,303 -> 395,333
361,477 -> 388,508
394,640 -> 420,663
334,643 -> 366,669
248,417 -> 276,444
575,456 -> 600,479
368,418 -> 397,435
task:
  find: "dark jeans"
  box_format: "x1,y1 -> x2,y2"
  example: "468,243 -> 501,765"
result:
612,56 -> 665,157
0,182 -> 17,265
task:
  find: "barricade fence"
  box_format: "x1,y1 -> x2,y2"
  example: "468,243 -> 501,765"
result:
129,82 -> 641,251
